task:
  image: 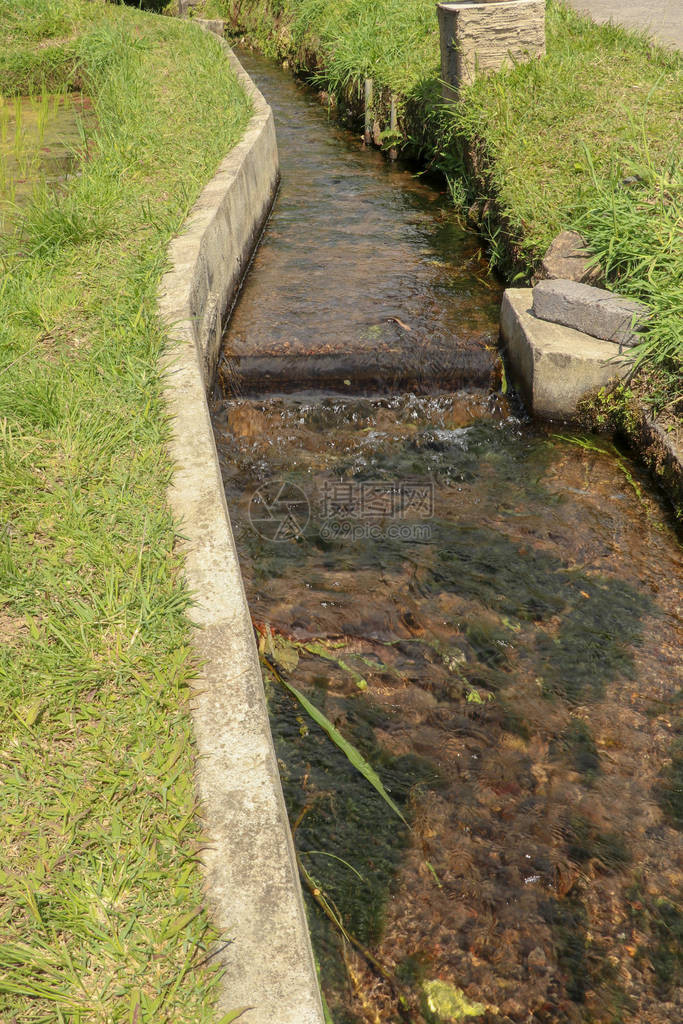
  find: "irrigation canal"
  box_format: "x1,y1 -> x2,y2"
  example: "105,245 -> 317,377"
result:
211,50 -> 682,1024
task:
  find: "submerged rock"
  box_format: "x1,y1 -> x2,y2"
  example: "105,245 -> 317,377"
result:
527,946 -> 548,973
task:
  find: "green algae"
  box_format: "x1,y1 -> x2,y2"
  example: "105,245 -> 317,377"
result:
270,681 -> 417,945
657,734 -> 683,830
542,894 -> 589,1003
420,979 -> 487,1022
565,814 -> 631,871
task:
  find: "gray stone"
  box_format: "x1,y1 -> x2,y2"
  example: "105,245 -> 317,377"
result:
533,229 -> 603,286
438,0 -> 546,99
500,288 -> 629,418
194,18 -> 225,37
532,278 -> 649,349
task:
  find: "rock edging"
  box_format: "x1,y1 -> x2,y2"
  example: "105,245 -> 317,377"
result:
501,280 -> 682,516
157,30 -> 324,1024
500,287 -> 629,419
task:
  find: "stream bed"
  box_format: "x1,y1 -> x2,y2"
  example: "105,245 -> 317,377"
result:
212,50 -> 681,1024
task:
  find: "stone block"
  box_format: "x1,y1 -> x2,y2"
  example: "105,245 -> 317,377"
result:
532,279 -> 649,349
194,18 -> 225,37
532,229 -> 602,285
438,0 -> 546,98
500,288 -> 629,419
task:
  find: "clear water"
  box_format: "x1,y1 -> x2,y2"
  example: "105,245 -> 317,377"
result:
0,92 -> 93,233
212,51 -> 682,1024
219,51 -> 501,394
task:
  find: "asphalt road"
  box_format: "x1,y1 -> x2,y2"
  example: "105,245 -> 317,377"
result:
563,0 -> 682,49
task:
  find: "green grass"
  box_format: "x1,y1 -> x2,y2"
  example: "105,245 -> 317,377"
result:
0,1 -> 251,1020
1,0 -> 83,42
215,0 -> 439,95
216,0 -> 682,409
574,157 -> 681,411
0,0 -> 83,93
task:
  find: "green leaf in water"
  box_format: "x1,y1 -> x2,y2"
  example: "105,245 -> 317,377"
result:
425,860 -> 443,888
265,628 -> 300,674
465,688 -> 493,705
336,657 -> 367,690
276,674 -> 407,826
500,359 -> 508,395
302,849 -> 366,881
303,640 -> 367,689
315,954 -> 335,1024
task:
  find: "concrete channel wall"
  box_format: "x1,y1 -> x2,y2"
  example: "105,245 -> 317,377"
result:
157,29 -> 325,1024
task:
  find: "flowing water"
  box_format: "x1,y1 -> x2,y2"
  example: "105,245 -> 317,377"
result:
212,50 -> 682,1024
219,54 -> 501,392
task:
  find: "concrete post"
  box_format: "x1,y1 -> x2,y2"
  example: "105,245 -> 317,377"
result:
437,0 -> 546,99
178,0 -> 202,16
364,78 -> 374,145
389,94 -> 398,161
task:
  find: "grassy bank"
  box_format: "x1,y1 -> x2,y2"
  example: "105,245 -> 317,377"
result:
0,1 -> 251,1020
211,0 -> 681,414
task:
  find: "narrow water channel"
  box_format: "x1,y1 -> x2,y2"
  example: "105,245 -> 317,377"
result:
218,52 -> 501,392
212,51 -> 682,1024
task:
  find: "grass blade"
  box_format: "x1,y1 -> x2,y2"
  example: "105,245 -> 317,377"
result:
273,667 -> 407,825
216,1009 -> 252,1024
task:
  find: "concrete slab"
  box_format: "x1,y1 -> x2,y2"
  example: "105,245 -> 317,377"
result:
532,279 -> 648,349
158,27 -> 324,1024
500,287 -> 629,418
194,18 -> 225,37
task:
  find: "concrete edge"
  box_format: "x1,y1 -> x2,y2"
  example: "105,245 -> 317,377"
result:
502,289 -> 682,517
156,28 -> 325,1024
631,407 -> 683,516
500,287 -> 629,419
578,389 -> 683,518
